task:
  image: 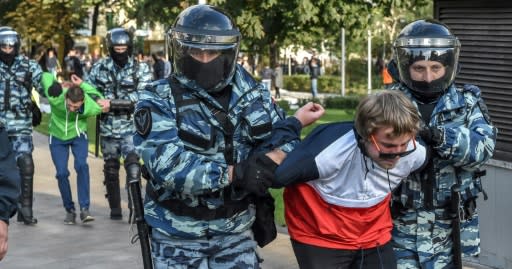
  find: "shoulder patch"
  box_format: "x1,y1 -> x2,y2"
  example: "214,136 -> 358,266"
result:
134,107 -> 152,138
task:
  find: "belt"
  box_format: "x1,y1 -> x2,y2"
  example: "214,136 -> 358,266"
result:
146,183 -> 249,221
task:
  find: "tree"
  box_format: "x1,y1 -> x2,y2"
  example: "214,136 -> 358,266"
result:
5,0 -> 89,58
370,0 -> 432,60
124,0 -> 191,28
0,0 -> 21,26
204,0 -> 378,73
2,0 -> 432,72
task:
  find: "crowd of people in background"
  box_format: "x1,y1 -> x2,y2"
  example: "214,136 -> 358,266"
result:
26,37 -> 335,103
35,46 -> 172,85
238,53 -> 323,98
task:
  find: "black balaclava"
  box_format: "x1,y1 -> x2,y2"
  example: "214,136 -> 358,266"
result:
0,50 -> 15,66
182,54 -> 228,91
409,77 -> 446,104
111,51 -> 129,67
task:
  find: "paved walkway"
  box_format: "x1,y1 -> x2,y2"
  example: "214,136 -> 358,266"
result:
3,132 -> 490,269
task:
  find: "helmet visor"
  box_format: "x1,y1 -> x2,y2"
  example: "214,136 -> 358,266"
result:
0,32 -> 18,47
110,34 -> 131,46
395,47 -> 459,96
172,39 -> 239,91
170,30 -> 240,44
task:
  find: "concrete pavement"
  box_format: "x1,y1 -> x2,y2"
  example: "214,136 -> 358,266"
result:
3,131 -> 298,269
3,131 -> 488,269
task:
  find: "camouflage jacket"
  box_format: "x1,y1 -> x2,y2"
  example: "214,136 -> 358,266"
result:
0,56 -> 43,135
133,66 -> 301,238
392,83 -> 497,211
86,57 -> 152,138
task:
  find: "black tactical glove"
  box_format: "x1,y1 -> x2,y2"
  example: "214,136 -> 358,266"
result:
232,153 -> 279,196
419,126 -> 442,146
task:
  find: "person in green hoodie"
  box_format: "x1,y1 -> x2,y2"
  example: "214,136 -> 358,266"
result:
41,72 -> 105,225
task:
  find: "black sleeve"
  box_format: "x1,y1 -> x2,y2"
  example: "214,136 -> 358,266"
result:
0,128 -> 21,224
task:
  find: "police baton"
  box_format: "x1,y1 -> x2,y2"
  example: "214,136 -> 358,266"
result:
128,177 -> 153,269
451,183 -> 463,269
94,116 -> 100,157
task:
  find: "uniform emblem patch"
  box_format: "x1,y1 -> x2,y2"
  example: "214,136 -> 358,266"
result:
134,107 -> 152,138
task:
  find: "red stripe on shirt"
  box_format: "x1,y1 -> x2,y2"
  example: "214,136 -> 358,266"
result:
284,183 -> 393,250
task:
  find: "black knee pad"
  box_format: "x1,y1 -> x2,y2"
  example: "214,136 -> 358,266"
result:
124,152 -> 140,183
124,152 -> 139,167
104,158 -> 120,182
17,153 -> 34,176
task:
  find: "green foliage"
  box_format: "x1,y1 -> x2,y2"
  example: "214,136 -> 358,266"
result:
270,188 -> 286,227
369,0 -> 433,58
295,96 -> 360,110
283,59 -> 383,95
5,0 -> 89,50
323,96 -> 362,110
124,0 -> 193,28
3,0 -> 432,75
0,0 -> 20,25
283,75 -> 309,92
275,99 -> 290,111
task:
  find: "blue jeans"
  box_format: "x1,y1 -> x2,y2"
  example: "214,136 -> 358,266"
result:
49,134 -> 90,211
311,78 -> 318,97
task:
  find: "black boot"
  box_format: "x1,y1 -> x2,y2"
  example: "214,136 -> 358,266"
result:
17,154 -> 37,225
104,158 -> 122,220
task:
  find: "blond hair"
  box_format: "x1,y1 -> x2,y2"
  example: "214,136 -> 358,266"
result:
354,90 -> 420,139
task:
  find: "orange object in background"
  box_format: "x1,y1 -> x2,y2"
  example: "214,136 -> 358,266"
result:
382,67 -> 393,85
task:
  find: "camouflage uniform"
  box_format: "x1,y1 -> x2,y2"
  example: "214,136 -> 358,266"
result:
0,54 -> 43,224
133,66 -> 301,268
87,57 -> 151,141
0,54 -> 43,142
86,56 -> 152,218
391,83 -> 497,269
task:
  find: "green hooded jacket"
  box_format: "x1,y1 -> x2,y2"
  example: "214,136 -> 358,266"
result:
41,72 -> 104,141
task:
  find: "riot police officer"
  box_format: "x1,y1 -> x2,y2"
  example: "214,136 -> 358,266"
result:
0,27 -> 43,225
389,19 -> 497,268
87,28 -> 153,221
133,5 -> 323,268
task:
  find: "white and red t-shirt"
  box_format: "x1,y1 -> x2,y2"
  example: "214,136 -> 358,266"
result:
275,122 -> 426,250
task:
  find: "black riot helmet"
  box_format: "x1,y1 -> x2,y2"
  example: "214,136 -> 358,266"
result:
393,19 -> 460,103
0,27 -> 20,66
106,27 -> 133,67
168,4 -> 241,92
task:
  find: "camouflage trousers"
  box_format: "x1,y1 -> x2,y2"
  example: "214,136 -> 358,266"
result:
151,228 -> 260,269
100,135 -> 136,160
392,209 -> 480,269
9,135 -> 33,159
